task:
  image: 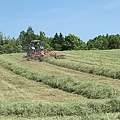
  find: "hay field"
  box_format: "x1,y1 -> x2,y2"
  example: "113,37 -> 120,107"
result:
0,49 -> 120,120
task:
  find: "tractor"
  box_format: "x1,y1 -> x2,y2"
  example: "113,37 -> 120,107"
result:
26,40 -> 60,62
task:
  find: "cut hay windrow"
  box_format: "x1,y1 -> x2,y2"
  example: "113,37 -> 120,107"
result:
44,50 -> 120,79
0,98 -> 120,118
0,56 -> 119,99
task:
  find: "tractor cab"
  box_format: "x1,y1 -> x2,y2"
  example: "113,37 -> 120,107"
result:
29,40 -> 43,51
26,40 -> 45,61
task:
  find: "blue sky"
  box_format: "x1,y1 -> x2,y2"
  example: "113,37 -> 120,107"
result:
0,0 -> 120,42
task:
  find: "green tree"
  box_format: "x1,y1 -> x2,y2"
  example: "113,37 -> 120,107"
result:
18,26 -> 36,51
59,33 -> 65,50
108,34 -> 120,49
39,31 -> 46,46
39,31 -> 51,50
63,34 -> 86,50
25,26 -> 35,44
87,35 -> 109,50
0,45 -> 4,54
95,35 -> 108,50
0,31 -> 4,45
51,33 -> 62,50
87,39 -> 95,50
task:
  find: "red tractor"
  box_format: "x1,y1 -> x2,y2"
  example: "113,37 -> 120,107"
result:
26,40 -> 60,61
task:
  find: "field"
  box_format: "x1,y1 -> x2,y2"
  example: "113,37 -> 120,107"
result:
0,49 -> 120,120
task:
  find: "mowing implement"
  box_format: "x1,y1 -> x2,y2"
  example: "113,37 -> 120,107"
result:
26,40 -> 60,62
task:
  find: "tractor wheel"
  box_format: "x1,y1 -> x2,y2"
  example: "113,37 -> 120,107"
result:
39,56 -> 44,62
27,57 -> 30,61
55,55 -> 61,59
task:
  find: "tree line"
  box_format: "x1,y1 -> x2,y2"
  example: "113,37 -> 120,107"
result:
87,34 -> 120,50
0,26 -> 120,54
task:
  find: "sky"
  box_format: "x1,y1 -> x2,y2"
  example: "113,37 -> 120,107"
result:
0,0 -> 120,42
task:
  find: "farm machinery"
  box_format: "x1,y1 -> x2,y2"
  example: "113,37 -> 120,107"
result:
26,40 -> 60,62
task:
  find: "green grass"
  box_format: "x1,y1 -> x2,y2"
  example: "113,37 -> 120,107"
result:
0,98 -> 120,118
0,49 -> 120,119
0,55 -> 119,99
3,52 -> 120,88
0,65 -> 86,103
1,113 -> 119,120
45,49 -> 120,79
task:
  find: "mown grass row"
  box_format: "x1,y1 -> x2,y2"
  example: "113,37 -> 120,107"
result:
0,114 -> 120,120
44,57 -> 120,79
0,56 -> 119,99
44,50 -> 120,79
0,99 -> 120,119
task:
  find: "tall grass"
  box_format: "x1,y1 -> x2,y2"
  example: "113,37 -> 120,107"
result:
0,56 -> 119,99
